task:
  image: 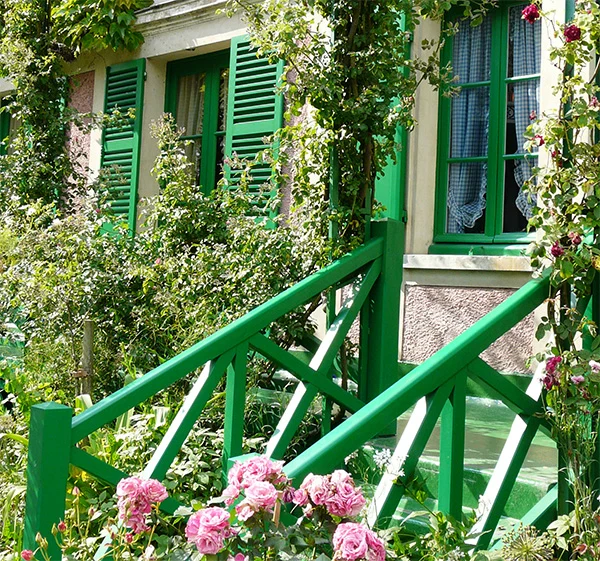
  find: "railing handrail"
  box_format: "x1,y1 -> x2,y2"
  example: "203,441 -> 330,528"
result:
285,268 -> 552,481
71,237 -> 384,443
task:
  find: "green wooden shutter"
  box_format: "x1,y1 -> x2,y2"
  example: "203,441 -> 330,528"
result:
100,58 -> 145,233
225,36 -> 284,216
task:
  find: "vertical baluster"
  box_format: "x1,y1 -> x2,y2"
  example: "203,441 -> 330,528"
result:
223,343 -> 248,476
438,371 -> 467,519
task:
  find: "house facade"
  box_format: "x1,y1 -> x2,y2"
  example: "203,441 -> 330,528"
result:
0,0 -> 568,376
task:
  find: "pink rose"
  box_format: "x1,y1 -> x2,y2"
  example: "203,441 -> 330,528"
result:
564,24 -> 581,42
235,501 -> 256,522
292,488 -> 309,506
186,509 -> 231,553
142,479 -> 168,503
300,473 -> 333,505
116,476 -> 144,500
365,531 -> 386,561
333,523 -> 385,561
326,482 -> 366,517
21,551 -> 34,561
125,512 -> 150,534
333,523 -> 370,560
239,456 -> 284,487
330,470 -> 353,486
244,481 -> 278,510
193,507 -> 231,532
590,360 -> 600,373
571,375 -> 585,385
194,532 -> 225,555
223,484 -> 240,506
227,461 -> 245,489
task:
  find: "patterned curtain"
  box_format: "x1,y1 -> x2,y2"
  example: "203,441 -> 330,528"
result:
176,73 -> 206,183
511,5 -> 541,220
447,16 -> 492,233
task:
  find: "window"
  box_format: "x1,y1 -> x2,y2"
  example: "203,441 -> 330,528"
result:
165,51 -> 230,194
100,38 -> 283,232
0,98 -> 18,156
435,3 -> 541,245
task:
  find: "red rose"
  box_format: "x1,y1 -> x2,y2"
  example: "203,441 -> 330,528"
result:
522,4 -> 540,24
564,24 -> 581,42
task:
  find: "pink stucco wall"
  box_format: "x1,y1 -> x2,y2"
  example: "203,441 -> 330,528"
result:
67,71 -> 95,175
401,285 -> 534,374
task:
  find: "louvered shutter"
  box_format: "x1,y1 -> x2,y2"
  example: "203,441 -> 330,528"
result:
100,59 -> 145,233
225,37 -> 284,217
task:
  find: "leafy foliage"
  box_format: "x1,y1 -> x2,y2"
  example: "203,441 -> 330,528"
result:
0,0 -> 147,209
228,0 -> 493,250
52,0 -> 151,55
0,116 -> 324,407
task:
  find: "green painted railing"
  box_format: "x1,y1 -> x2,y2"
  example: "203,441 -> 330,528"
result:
23,214 -> 555,556
23,219 -> 404,559
285,268 -> 553,549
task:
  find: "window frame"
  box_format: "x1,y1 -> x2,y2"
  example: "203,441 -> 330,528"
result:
433,2 -> 539,248
0,98 -> 13,156
164,50 -> 230,195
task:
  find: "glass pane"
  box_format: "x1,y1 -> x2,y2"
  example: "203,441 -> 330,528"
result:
176,73 -> 206,137
508,4 -> 542,78
446,162 -> 487,234
503,157 -> 537,233
183,137 -> 202,186
218,68 -> 229,133
506,80 -> 540,156
452,14 -> 492,84
450,86 -> 489,158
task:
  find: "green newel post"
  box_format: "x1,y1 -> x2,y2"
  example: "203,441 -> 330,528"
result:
362,218 -> 404,403
24,402 -> 72,560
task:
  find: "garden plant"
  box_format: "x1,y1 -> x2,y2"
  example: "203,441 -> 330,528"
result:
3,0 -> 600,559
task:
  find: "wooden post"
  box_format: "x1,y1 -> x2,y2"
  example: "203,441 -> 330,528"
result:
76,320 -> 94,398
363,219 -> 403,403
23,403 -> 72,560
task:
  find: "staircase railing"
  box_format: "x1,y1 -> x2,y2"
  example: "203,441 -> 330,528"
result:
23,215 -> 553,556
23,219 -> 404,559
285,268 -> 552,549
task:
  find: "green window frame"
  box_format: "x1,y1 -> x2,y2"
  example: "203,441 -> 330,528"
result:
434,2 -> 540,250
165,50 -> 230,195
0,104 -> 11,156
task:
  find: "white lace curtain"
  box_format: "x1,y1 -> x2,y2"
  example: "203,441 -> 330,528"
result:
446,6 -> 541,233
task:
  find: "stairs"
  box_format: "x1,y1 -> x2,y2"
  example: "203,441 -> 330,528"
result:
350,394 -> 556,531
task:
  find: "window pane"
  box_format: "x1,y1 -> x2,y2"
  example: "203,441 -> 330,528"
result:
447,162 -> 487,234
452,15 -> 492,84
450,86 -> 489,158
176,73 -> 206,137
218,68 -> 229,133
508,5 -> 542,78
183,138 -> 202,186
503,157 -> 537,232
506,80 -> 539,155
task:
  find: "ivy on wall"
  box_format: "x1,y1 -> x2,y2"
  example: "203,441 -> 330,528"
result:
0,0 -> 148,208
